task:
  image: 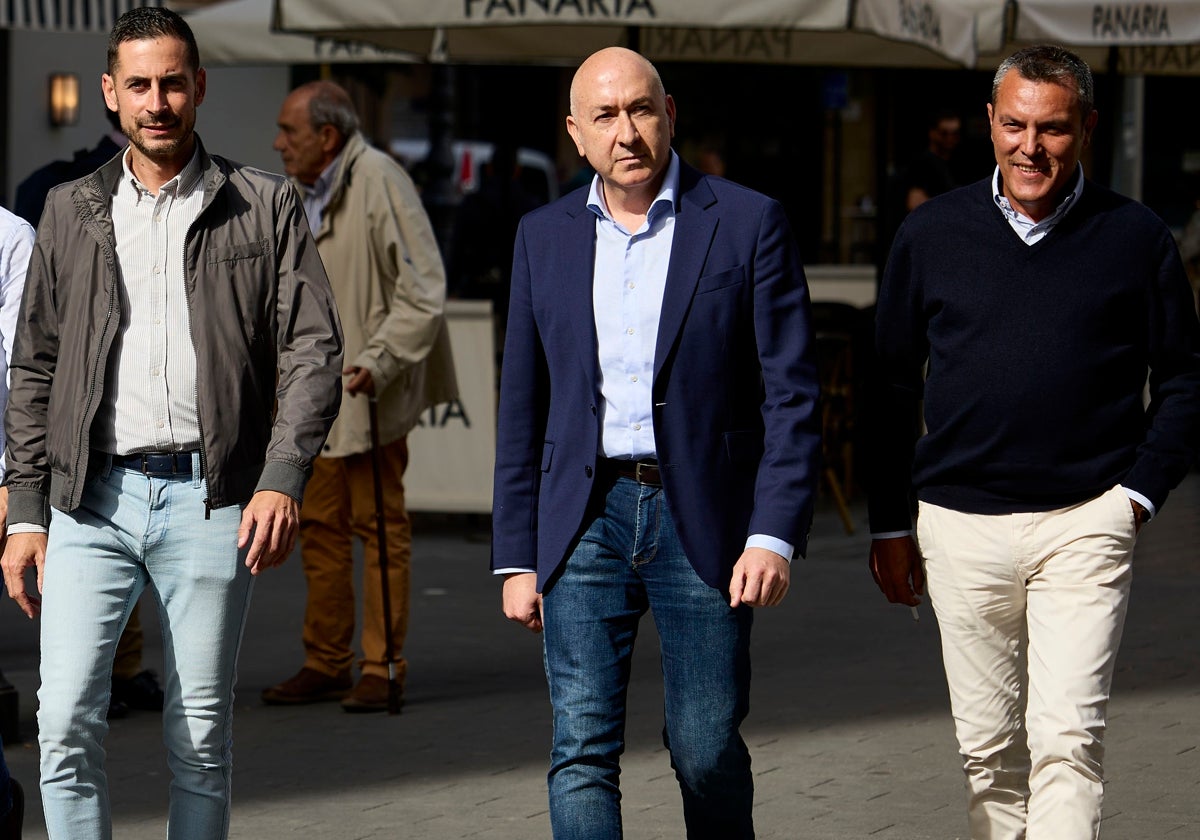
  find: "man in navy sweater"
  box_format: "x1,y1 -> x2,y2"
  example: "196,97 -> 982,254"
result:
869,45 -> 1200,839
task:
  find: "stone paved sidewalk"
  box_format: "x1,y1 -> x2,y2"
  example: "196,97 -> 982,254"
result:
2,475 -> 1197,838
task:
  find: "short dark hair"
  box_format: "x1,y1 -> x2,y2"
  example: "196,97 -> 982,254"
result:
992,45 -> 1094,118
107,7 -> 200,75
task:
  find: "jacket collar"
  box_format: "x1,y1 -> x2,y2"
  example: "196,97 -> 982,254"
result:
81,134 -> 226,220
311,131 -> 368,236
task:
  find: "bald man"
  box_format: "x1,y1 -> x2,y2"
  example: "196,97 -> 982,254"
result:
263,81 -> 457,713
492,48 -> 820,838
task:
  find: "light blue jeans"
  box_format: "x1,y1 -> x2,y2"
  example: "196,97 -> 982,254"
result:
37,455 -> 253,840
541,477 -> 755,839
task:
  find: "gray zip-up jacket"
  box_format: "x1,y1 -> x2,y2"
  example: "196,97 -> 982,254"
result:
3,138 -> 344,527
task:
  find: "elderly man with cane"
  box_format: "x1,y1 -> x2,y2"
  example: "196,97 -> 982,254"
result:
263,80 -> 457,713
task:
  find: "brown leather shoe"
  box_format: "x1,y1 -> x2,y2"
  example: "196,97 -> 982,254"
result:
261,668 -> 351,705
340,675 -> 401,714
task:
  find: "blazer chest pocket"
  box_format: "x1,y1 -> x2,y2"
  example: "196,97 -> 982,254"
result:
695,266 -> 745,296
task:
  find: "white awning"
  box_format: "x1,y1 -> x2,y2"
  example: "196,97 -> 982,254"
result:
1015,1 -> 1200,45
854,0 -> 1006,69
271,0 -> 1000,68
171,0 -> 414,65
1,0 -> 163,31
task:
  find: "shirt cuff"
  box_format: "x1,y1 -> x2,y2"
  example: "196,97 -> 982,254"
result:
871,530 -> 915,540
492,567 -> 536,576
7,523 -> 48,536
1121,486 -> 1156,521
745,534 -> 794,562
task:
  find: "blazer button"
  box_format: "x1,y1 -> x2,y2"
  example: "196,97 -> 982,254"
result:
585,465 -> 593,478
590,404 -> 597,415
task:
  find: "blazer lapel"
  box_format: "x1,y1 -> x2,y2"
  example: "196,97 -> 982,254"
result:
654,170 -> 717,378
561,200 -> 602,385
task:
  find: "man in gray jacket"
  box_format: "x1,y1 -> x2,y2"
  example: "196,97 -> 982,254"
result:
0,9 -> 342,838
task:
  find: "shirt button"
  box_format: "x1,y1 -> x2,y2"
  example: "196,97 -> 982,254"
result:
626,328 -> 634,335
628,283 -> 635,289
630,375 -> 638,383
633,424 -> 641,431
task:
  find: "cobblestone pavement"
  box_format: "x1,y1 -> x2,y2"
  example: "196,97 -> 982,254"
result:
2,475 -> 1197,839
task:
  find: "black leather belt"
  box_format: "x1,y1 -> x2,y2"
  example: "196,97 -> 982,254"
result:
109,451 -> 197,476
599,458 -> 662,486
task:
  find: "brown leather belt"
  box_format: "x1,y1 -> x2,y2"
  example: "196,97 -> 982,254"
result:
599,458 -> 662,486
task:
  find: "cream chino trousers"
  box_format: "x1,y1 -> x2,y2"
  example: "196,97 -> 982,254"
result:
917,485 -> 1137,840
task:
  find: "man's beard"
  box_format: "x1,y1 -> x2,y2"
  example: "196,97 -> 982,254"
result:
125,118 -> 193,164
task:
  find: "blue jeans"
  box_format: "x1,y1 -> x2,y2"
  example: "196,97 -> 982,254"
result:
37,456 -> 254,840
541,477 -> 755,840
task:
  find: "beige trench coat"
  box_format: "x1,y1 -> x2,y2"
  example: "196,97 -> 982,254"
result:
308,132 -> 458,458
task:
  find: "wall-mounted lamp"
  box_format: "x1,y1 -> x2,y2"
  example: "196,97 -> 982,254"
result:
49,72 -> 80,127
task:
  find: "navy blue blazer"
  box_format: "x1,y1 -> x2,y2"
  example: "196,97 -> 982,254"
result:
492,162 -> 821,593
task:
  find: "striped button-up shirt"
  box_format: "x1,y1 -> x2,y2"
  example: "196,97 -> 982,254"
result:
91,148 -> 204,456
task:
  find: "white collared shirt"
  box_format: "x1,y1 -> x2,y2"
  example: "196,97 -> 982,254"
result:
991,163 -> 1085,245
91,148 -> 204,456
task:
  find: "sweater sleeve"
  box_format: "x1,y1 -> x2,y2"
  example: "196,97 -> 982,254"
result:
1121,227 -> 1200,511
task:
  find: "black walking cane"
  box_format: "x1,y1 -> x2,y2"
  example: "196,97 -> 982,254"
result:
368,396 -> 403,715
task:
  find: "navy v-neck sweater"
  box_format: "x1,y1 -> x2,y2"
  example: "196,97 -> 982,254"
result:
869,178 -> 1200,533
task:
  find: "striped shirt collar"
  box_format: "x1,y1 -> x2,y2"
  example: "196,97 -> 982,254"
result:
120,145 -> 203,202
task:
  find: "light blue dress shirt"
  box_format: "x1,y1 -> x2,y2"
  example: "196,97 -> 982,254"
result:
587,152 -> 793,561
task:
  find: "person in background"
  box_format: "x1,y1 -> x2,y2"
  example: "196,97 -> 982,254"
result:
447,139 -> 544,344
493,47 -> 820,837
901,109 -> 963,212
263,81 -> 457,713
0,202 -> 32,840
869,45 -> 1200,839
0,9 -> 343,837
15,109 -> 127,228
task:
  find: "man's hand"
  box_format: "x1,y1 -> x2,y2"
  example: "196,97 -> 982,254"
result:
239,491 -> 300,576
343,366 -> 375,397
502,572 -> 543,633
729,547 -> 790,608
2,531 -> 48,619
1130,499 -> 1148,534
869,536 -> 925,607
